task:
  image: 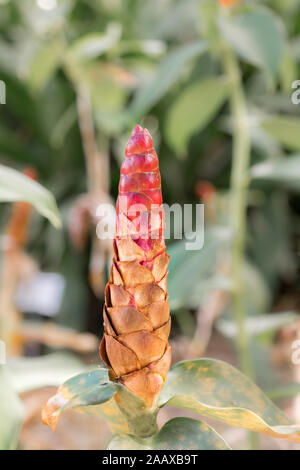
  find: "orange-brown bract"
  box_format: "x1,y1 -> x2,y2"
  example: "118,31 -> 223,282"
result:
100,126 -> 171,408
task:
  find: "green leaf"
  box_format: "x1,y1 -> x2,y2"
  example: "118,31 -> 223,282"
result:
251,154 -> 300,192
0,366 -> 24,450
8,352 -> 87,393
218,7 -> 285,78
267,383 -> 300,402
42,369 -> 128,434
159,359 -> 300,443
259,116 -> 300,151
0,164 -> 61,228
29,40 -> 64,92
167,227 -> 231,310
129,40 -> 208,119
165,76 -> 229,154
0,126 -> 35,163
216,311 -> 298,340
67,24 -> 121,61
107,417 -> 231,450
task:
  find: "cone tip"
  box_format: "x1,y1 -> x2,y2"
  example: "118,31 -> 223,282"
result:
125,125 -> 153,157
132,124 -> 143,135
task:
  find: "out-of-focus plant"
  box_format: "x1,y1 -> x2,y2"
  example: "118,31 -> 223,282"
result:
0,165 -> 61,450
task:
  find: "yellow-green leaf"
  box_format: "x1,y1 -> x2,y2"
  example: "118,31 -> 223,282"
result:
218,7 -> 284,78
260,116 -> 300,151
159,359 -> 300,443
0,366 -> 24,450
165,77 -> 229,154
29,40 -> 64,92
41,369 -> 127,434
0,165 -> 61,228
107,417 -> 231,450
129,41 -> 208,119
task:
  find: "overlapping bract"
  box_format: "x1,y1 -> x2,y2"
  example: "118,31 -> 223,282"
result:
100,126 -> 171,408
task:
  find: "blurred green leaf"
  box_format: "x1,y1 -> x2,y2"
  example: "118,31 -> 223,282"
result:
251,154 -> 300,192
167,227 -> 231,310
67,24 -> 121,61
0,165 -> 61,228
41,369 -> 128,434
165,76 -> 229,154
50,103 -> 77,149
159,359 -> 300,443
218,7 -> 285,78
0,126 -> 35,163
8,352 -> 87,393
248,192 -> 296,286
107,417 -> 231,450
243,260 -> 271,314
267,383 -> 300,401
0,366 -> 24,450
260,115 -> 300,151
29,41 -> 64,92
130,41 -> 208,119
216,311 -> 298,340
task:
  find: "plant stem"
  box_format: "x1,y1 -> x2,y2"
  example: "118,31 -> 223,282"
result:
222,46 -> 254,379
223,45 -> 259,451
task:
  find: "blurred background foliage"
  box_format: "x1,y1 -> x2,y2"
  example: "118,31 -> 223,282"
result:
0,0 -> 300,450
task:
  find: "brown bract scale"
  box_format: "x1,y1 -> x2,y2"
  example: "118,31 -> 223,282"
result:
100,125 -> 171,408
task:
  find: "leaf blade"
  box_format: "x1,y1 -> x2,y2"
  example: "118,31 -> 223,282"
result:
41,369 -> 128,434
107,417 -> 231,450
159,359 -> 300,443
0,165 -> 61,228
218,7 -> 285,78
259,116 -> 300,152
165,76 -> 229,154
0,366 -> 24,450
129,40 -> 208,119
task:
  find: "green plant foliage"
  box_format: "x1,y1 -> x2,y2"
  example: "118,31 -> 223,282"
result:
218,7 -> 285,78
47,368 -> 116,413
267,383 -> 300,402
29,40 -> 65,92
216,311 -> 298,340
165,76 -> 229,154
8,352 -> 87,393
167,227 -> 231,310
107,417 -> 231,450
129,41 -> 208,119
251,154 -> 300,192
41,368 -> 129,434
159,359 -> 300,443
0,366 -> 24,450
259,116 -> 300,151
0,164 -> 61,228
66,25 -> 122,62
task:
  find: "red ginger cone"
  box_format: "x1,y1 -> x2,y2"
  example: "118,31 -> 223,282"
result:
100,125 -> 171,408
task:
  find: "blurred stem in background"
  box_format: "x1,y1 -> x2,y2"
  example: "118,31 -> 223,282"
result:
222,46 -> 254,380
223,44 -> 259,450
76,83 -> 110,194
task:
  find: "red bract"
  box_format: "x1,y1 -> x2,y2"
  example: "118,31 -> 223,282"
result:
100,126 -> 171,408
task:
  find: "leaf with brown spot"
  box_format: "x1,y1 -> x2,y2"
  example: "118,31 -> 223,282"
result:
107,417 -> 231,450
159,359 -> 300,443
41,369 -> 122,432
